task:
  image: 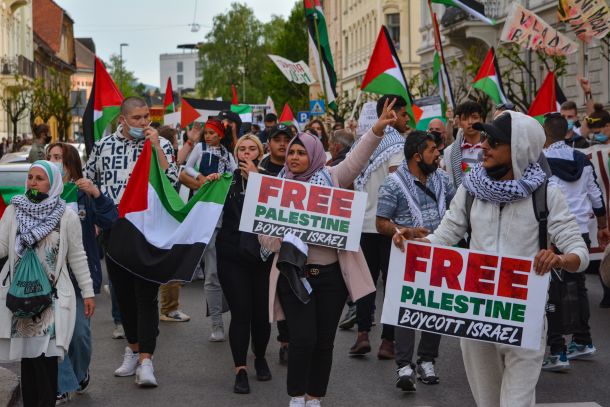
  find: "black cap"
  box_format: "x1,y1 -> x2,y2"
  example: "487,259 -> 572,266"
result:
218,110 -> 242,125
473,112 -> 512,144
269,123 -> 291,139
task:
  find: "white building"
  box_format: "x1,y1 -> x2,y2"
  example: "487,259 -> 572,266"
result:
159,49 -> 200,93
0,0 -> 34,141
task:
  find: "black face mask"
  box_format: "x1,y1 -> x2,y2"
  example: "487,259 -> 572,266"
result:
486,165 -> 511,180
26,189 -> 49,203
417,160 -> 438,175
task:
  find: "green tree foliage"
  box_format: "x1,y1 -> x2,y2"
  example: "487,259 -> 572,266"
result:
107,54 -> 146,98
0,75 -> 31,144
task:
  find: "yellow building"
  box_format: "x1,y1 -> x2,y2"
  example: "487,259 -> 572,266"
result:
0,0 -> 34,143
309,0 -> 422,104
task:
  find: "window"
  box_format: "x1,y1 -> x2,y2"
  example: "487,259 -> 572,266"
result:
177,61 -> 183,73
386,13 -> 400,50
177,74 -> 183,85
195,61 -> 202,78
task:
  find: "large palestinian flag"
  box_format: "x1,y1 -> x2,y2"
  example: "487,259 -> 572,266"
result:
180,98 -> 231,129
304,0 -> 338,110
472,47 -> 507,105
361,26 -> 423,127
528,71 -> 567,124
106,140 -> 231,283
83,57 -> 124,155
430,0 -> 495,25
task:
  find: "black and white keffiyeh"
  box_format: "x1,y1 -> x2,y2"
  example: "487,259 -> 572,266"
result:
462,163 -> 547,205
450,129 -> 465,187
352,126 -> 404,191
390,163 -> 448,227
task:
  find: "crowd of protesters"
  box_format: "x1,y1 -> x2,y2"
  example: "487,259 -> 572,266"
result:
0,74 -> 609,407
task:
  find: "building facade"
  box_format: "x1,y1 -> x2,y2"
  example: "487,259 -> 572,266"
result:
309,0 -> 422,103
0,0 -> 34,141
418,0 -> 610,112
159,50 -> 200,94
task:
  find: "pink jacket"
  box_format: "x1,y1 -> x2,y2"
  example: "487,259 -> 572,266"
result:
261,129 -> 384,322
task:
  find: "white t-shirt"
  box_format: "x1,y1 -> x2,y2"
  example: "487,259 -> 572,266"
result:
362,151 -> 404,233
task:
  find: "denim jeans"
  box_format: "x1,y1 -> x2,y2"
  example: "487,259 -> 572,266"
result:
57,284 -> 91,394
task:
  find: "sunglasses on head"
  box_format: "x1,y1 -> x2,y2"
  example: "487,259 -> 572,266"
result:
585,116 -> 603,125
480,131 -> 506,149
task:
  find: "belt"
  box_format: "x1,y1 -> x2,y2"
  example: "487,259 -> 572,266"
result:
304,262 -> 339,278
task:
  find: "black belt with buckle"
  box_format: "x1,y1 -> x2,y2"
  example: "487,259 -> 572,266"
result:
304,262 -> 339,278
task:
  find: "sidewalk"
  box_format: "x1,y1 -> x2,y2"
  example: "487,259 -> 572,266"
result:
0,367 -> 18,407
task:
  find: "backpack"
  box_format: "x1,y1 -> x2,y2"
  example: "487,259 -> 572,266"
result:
5,247 -> 56,318
464,180 -> 549,250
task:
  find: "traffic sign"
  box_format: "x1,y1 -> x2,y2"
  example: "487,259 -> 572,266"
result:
310,99 -> 325,116
297,111 -> 311,123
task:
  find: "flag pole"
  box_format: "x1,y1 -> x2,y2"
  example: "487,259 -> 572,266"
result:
349,89 -> 362,121
428,1 -> 455,110
312,12 -> 329,111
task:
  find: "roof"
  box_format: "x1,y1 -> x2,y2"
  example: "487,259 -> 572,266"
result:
32,0 -> 73,54
75,38 -> 95,71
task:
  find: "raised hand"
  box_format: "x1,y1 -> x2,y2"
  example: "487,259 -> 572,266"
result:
372,98 -> 398,137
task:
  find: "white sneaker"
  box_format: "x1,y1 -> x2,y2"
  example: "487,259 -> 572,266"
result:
305,400 -> 321,407
160,310 -> 191,322
135,358 -> 158,387
209,325 -> 225,342
114,347 -> 139,377
395,365 -> 416,391
112,324 -> 125,339
289,397 -> 306,407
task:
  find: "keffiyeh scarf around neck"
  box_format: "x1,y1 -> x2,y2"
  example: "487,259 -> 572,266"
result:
11,194 -> 65,257
390,163 -> 448,227
352,126 -> 404,191
450,129 -> 465,187
462,163 -> 547,205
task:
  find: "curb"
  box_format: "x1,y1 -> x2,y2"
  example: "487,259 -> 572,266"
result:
0,367 -> 19,407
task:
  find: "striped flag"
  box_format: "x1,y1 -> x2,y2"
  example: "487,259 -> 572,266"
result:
304,0 -> 338,110
431,0 -> 495,25
163,77 -> 175,114
528,71 -> 567,124
472,47 -> 507,105
279,103 -> 300,131
106,141 -> 231,283
0,182 -> 79,217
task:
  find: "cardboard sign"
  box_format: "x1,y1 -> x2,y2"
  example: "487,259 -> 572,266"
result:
239,173 -> 367,251
356,102 -> 378,137
501,3 -> 579,56
268,54 -> 315,85
558,0 -> 610,43
381,242 -> 550,350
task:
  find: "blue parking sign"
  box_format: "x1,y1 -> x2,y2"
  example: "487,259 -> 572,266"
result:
298,111 -> 311,123
310,100 -> 325,116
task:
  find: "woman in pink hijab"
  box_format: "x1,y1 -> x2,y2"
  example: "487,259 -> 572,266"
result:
262,100 -> 409,406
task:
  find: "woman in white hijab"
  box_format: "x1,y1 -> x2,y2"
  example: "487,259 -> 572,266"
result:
0,160 -> 95,407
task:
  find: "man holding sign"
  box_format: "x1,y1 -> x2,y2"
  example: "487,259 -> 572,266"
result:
393,111 -> 588,406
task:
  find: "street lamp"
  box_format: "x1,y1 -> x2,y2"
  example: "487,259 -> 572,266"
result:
238,65 -> 245,102
119,43 -> 129,92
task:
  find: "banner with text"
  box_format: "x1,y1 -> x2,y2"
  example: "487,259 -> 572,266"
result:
268,55 -> 316,85
381,242 -> 549,350
558,0 -> 610,43
239,173 -> 367,251
356,101 -> 378,137
501,3 -> 579,56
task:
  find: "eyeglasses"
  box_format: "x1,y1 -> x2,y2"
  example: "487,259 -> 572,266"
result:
480,131 -> 506,149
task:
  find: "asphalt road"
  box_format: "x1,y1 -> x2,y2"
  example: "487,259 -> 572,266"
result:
6,274 -> 610,407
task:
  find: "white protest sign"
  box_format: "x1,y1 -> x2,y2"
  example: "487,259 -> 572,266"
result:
239,173 -> 367,251
381,242 -> 550,350
268,55 -> 316,85
356,102 -> 378,137
163,112 -> 181,128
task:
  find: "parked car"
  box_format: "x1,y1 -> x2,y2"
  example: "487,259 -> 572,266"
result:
0,162 -> 30,188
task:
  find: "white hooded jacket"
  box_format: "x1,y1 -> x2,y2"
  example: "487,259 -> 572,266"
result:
428,111 -> 589,270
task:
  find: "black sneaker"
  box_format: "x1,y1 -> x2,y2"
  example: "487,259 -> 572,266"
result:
255,357 -> 272,381
279,345 -> 289,365
56,392 -> 70,404
76,370 -> 90,394
234,369 -> 250,394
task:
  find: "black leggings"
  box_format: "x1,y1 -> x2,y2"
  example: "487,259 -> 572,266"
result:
217,247 -> 271,367
277,265 -> 348,398
21,355 -> 57,407
107,257 -> 160,354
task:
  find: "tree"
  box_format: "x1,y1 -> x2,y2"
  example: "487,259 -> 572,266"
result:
48,70 -> 74,141
0,76 -> 31,145
107,54 -> 140,98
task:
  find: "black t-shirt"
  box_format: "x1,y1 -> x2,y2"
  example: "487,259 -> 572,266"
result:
260,156 -> 284,176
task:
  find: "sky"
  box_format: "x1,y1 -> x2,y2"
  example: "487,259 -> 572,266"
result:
55,0 -> 299,88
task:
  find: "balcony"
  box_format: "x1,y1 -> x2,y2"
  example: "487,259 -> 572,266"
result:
0,55 -> 36,79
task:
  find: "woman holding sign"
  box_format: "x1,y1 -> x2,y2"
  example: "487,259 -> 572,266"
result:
216,134 -> 274,395
261,99 -> 421,407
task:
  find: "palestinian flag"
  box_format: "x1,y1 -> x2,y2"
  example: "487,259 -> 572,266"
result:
0,182 -> 79,217
231,104 -> 254,123
180,98 -> 231,129
430,0 -> 495,25
528,71 -> 567,124
415,96 -> 444,131
431,10 -> 455,114
304,0 -> 338,110
472,47 -> 507,105
279,104 -> 300,131
163,77 -> 175,114
361,26 -> 423,128
83,57 -> 124,155
106,140 -> 231,284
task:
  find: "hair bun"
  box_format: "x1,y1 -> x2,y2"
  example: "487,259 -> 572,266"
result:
593,103 -> 605,112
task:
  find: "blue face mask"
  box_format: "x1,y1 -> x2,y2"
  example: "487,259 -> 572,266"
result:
125,123 -> 145,140
593,133 -> 608,143
53,161 -> 65,177
567,119 -> 574,131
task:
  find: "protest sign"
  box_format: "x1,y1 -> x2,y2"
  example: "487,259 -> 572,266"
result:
381,242 -> 549,350
501,3 -> 579,56
239,173 -> 367,251
558,0 -> 610,43
268,55 -> 316,85
356,101 -> 378,137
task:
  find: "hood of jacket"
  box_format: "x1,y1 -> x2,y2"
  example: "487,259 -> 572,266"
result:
508,111 -> 546,180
